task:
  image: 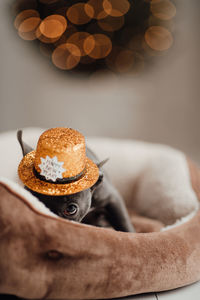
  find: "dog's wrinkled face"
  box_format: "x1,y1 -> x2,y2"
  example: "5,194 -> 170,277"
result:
28,189 -> 92,222
27,173 -> 103,222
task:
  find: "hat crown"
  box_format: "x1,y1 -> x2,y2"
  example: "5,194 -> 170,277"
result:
34,128 -> 86,179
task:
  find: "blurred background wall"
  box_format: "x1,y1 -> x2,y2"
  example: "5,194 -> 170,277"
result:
0,0 -> 199,162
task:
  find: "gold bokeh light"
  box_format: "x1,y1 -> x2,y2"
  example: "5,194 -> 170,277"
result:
67,3 -> 93,25
52,43 -> 81,70
67,32 -> 91,57
106,47 -> 135,73
103,0 -> 130,17
145,26 -> 173,51
14,9 -> 39,29
39,15 -> 67,39
13,0 -> 176,75
36,26 -> 61,44
18,16 -> 41,41
85,0 -> 108,20
84,34 -> 112,59
150,0 -> 176,21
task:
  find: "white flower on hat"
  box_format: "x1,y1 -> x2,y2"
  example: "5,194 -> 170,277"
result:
39,156 -> 66,182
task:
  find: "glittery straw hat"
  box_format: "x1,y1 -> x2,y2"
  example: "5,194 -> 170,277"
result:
18,128 -> 99,196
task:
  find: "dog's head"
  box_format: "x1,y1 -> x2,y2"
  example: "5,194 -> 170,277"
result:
17,129 -> 107,222
27,172 -> 104,222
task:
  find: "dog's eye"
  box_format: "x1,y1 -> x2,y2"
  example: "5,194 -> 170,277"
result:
64,204 -> 78,216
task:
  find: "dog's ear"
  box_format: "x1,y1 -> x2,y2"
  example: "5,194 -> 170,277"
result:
97,158 -> 109,169
17,130 -> 33,157
90,158 -> 109,191
90,171 -> 104,192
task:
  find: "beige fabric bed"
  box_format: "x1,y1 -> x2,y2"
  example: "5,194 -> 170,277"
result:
0,128 -> 200,299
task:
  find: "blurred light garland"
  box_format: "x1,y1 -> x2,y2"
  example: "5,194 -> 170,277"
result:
12,0 -> 176,76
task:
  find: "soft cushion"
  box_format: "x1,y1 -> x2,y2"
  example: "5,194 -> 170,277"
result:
0,128 -> 200,299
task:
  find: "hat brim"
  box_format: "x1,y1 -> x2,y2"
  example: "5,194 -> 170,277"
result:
18,151 -> 99,196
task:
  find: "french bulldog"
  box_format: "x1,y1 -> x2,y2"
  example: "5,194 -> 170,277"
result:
17,130 -> 135,232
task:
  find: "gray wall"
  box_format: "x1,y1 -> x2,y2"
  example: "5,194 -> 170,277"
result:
0,0 -> 200,162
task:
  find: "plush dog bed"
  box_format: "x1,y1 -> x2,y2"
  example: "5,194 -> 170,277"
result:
0,128 -> 200,299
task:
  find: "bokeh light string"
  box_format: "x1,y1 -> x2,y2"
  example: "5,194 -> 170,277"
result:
13,0 -> 176,75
